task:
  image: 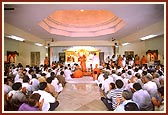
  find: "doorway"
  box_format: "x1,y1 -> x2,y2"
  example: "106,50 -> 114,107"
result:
31,52 -> 40,66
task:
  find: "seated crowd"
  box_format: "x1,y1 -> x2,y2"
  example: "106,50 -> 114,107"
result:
4,62 -> 74,111
97,55 -> 164,111
3,54 -> 165,111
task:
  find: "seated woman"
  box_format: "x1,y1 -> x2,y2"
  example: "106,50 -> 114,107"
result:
18,93 -> 44,111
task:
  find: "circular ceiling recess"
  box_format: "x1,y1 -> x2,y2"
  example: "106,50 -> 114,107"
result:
39,10 -> 125,37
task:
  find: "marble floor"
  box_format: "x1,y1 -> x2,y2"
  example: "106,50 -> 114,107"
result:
55,76 -> 108,111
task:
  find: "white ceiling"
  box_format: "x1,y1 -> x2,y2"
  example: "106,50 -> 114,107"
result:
4,3 -> 164,42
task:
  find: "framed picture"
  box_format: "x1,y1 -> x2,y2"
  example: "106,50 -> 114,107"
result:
146,50 -> 158,62
124,51 -> 134,59
7,51 -> 19,63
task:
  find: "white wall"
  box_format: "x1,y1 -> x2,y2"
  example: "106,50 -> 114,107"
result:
4,22 -> 164,66
119,35 -> 164,64
145,35 -> 164,64
4,35 -> 164,67
4,37 -> 47,67
119,41 -> 145,56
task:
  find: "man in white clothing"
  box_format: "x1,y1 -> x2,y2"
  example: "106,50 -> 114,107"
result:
101,74 -> 110,94
64,67 -> 72,81
33,82 -> 59,111
142,73 -> 158,97
92,53 -> 99,69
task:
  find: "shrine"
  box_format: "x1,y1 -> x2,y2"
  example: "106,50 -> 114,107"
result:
64,46 -> 100,70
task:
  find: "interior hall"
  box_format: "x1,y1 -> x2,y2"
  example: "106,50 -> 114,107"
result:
3,3 -> 165,112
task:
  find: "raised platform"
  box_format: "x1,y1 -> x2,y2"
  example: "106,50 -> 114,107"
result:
82,72 -> 92,76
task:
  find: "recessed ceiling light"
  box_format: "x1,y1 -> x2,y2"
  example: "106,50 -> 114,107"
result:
80,9 -> 84,12
122,42 -> 130,46
140,34 -> 157,41
35,43 -> 43,46
6,35 -> 24,41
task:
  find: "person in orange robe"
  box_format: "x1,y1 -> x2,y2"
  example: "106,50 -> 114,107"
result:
44,56 -> 49,66
135,54 -> 140,65
117,55 -> 122,67
72,65 -> 83,78
92,64 -> 100,78
153,52 -> 158,61
141,55 -> 147,65
79,55 -> 87,72
93,71 -> 98,80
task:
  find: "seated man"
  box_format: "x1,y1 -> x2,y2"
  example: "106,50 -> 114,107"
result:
33,82 -> 59,111
124,102 -> 140,111
72,65 -> 83,78
18,93 -> 44,111
92,64 -> 100,77
7,82 -> 27,111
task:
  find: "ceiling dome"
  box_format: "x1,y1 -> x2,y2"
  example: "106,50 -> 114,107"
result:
39,10 -> 125,37
51,10 -> 115,27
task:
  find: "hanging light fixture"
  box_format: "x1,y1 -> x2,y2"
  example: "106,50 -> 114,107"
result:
51,38 -> 54,42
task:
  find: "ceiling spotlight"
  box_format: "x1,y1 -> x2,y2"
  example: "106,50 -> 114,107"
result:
115,43 -> 119,47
